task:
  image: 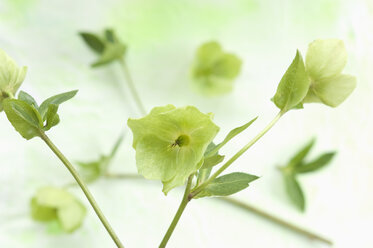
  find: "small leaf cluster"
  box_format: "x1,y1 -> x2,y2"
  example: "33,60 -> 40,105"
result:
79,29 -> 126,67
31,187 -> 86,233
279,139 -> 336,211
273,39 -> 356,113
3,90 -> 77,140
191,41 -> 242,96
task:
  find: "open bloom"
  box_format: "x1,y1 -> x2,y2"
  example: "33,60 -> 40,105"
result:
128,105 -> 219,194
31,187 -> 86,233
303,39 -> 356,107
191,41 -> 242,96
0,49 -> 27,111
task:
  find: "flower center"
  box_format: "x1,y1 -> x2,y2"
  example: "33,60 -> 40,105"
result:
173,134 -> 190,147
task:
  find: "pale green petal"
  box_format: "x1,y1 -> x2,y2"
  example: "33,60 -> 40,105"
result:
305,39 -> 347,80
212,53 -> 242,79
190,76 -> 234,96
313,74 -> 356,107
196,41 -> 222,67
57,200 -> 86,233
35,187 -> 75,208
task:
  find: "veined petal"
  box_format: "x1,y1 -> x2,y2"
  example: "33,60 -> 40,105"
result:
313,74 -> 357,107
305,39 -> 347,80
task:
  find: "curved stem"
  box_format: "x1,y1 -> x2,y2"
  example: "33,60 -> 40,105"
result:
119,58 -> 146,116
39,132 -> 125,248
159,175 -> 194,248
218,197 -> 332,245
190,111 -> 284,198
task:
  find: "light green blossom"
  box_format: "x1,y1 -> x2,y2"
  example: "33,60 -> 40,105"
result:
191,41 -> 242,96
0,49 -> 27,111
303,39 -> 356,107
31,187 -> 86,233
128,105 -> 219,194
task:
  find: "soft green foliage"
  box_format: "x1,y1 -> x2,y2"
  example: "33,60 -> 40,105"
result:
273,51 -> 310,112
128,105 -> 219,194
303,39 -> 356,107
77,155 -> 110,182
3,90 -> 77,139
3,98 -> 42,139
206,117 -> 258,157
31,187 -> 86,233
279,139 -> 336,211
79,29 -> 127,67
191,41 -> 242,96
282,173 -> 305,211
195,172 -> 259,198
0,49 -> 27,111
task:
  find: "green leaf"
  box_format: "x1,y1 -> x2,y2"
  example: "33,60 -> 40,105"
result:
273,50 -> 310,112
128,105 -> 219,194
288,139 -> 315,169
207,117 -> 258,157
283,173 -> 305,211
195,172 -> 259,198
295,152 -> 336,173
44,104 -> 60,131
77,155 -> 110,182
18,91 -> 38,108
79,32 -> 105,54
91,43 -> 126,67
3,99 -> 42,140
201,154 -> 225,169
105,29 -> 116,43
31,187 -> 86,233
38,90 -> 78,120
197,167 -> 212,185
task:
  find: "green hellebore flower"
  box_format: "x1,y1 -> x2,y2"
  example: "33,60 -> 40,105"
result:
128,105 -> 220,194
303,39 -> 356,107
191,41 -> 242,96
0,49 -> 27,111
31,187 -> 86,233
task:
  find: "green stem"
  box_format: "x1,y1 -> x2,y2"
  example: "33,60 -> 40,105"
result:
159,175 -> 194,248
39,132 -> 125,248
218,197 -> 333,245
119,58 -> 146,116
191,111 -> 284,198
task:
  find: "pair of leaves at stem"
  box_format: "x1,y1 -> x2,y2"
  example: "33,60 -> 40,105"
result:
2,90 -> 77,140
191,41 -> 242,96
80,29 -> 126,67
273,39 -> 356,113
279,139 -> 336,211
77,133 -> 124,183
195,116 -> 259,198
31,187 -> 86,233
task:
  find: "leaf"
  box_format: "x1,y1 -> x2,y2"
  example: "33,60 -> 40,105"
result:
201,154 -> 225,169
197,167 -> 212,185
18,91 -> 38,108
295,152 -> 336,173
283,173 -> 305,211
44,104 -> 60,131
195,172 -> 259,198
3,99 -> 42,140
38,90 -> 78,120
79,32 -> 105,54
105,29 -> 116,43
206,117 -> 257,157
288,139 -> 315,169
77,155 -> 110,182
273,50 -> 310,112
91,43 -> 126,67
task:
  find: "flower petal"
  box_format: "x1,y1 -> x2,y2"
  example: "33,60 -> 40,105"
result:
305,39 -> 347,80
